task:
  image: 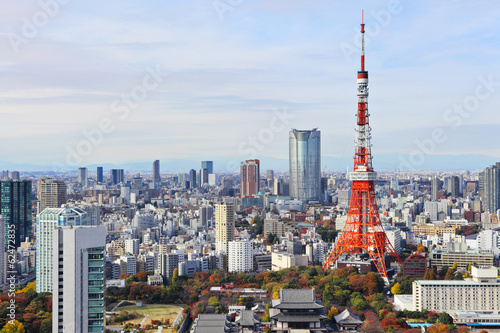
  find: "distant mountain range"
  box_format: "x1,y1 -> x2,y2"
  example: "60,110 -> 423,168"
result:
1,153 -> 498,174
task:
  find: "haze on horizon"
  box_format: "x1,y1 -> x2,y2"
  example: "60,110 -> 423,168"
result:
0,0 -> 499,172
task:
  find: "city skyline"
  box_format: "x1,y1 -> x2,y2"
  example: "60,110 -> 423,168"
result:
0,1 -> 499,172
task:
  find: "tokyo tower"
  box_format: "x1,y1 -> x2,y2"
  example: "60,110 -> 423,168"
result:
323,13 -> 403,283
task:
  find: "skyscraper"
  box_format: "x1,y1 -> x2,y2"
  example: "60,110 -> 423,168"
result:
96,167 -> 103,183
36,207 -> 88,293
153,160 -> 161,183
431,177 -> 442,201
37,178 -> 67,213
78,167 -> 88,187
0,180 -> 32,249
240,160 -> 260,197
201,161 -> 213,175
10,171 -> 19,180
52,226 -> 106,333
482,163 -> 500,213
215,203 -> 235,254
111,169 -> 124,185
0,215 -> 4,285
199,205 -> 214,228
450,176 -> 460,198
289,128 -> 321,202
189,169 -> 197,188
199,168 -> 209,186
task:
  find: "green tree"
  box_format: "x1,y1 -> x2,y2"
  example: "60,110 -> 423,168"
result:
438,312 -> 453,325
39,319 -> 52,333
352,297 -> 367,311
262,305 -> 270,322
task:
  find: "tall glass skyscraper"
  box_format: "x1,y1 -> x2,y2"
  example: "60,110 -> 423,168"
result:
289,128 -> 321,202
0,180 -> 32,249
481,162 -> 500,213
153,160 -> 161,183
201,161 -> 213,175
111,169 -> 124,185
96,167 -> 103,183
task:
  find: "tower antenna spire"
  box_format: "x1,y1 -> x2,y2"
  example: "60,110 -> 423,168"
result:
361,10 -> 365,72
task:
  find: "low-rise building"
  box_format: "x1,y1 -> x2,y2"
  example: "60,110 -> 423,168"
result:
271,252 -> 308,271
334,309 -> 363,331
403,253 -> 427,278
412,223 -> 457,236
413,266 -> 500,314
429,249 -> 494,269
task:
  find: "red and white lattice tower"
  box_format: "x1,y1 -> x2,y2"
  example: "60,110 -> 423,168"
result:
323,13 -> 403,283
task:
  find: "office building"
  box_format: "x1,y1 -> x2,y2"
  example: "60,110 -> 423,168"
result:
481,163 -> 500,213
36,207 -> 87,293
84,206 -> 101,226
215,203 -> 235,254
78,167 -> 88,187
201,161 -> 213,175
429,249 -> 494,269
153,160 -> 161,183
52,226 -> 106,333
228,240 -> 253,273
111,169 -> 124,185
273,178 -> 283,195
240,160 -> 260,197
390,177 -> 399,191
289,128 -> 321,202
413,266 -> 500,314
96,167 -> 103,183
431,177 -> 442,201
450,175 -> 460,198
199,206 -> 214,228
10,171 -> 19,180
200,168 -> 209,186
0,215 -> 4,285
0,180 -> 32,249
189,169 -> 197,189
37,178 -> 67,213
403,253 -> 427,278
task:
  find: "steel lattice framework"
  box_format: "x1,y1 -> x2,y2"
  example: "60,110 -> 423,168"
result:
323,14 -> 403,283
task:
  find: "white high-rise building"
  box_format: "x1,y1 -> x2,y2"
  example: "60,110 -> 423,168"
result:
228,241 -> 253,273
133,212 -> 155,230
52,226 -> 106,333
124,239 -> 140,256
385,226 -> 402,255
208,174 -> 218,186
36,207 -> 87,293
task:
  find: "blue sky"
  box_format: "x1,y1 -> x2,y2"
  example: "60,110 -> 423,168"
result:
0,0 -> 499,171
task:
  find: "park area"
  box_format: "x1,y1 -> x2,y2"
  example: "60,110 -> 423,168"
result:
106,302 -> 183,332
